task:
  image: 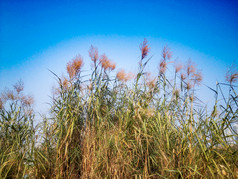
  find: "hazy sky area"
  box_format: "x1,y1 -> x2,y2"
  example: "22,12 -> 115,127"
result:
0,0 -> 237,115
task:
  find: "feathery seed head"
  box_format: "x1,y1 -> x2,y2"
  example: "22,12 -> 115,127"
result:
140,38 -> 150,59
116,69 -> 133,82
111,63 -> 116,70
186,60 -> 196,76
181,73 -> 186,80
6,90 -> 15,100
62,77 -> 70,89
67,55 -> 83,79
14,80 -> 24,94
225,64 -> 238,84
162,46 -> 172,60
159,60 -> 167,74
186,81 -> 193,90
229,73 -> 238,83
116,69 -> 126,81
193,71 -> 203,85
89,45 -> 99,63
175,63 -> 183,73
100,54 -> 116,70
146,78 -> 157,89
22,95 -> 34,106
146,73 -> 157,89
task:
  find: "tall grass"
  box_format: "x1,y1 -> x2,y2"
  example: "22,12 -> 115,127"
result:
0,40 -> 237,178
0,81 -> 34,178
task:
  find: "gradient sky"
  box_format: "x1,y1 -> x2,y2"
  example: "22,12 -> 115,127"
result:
0,0 -> 237,113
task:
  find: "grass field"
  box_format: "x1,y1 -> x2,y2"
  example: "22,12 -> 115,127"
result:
0,39 -> 237,178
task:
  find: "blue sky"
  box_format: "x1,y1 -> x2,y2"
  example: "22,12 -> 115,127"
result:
0,0 -> 237,113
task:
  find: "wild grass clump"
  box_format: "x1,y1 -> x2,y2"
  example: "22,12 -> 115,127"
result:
0,80 -> 34,178
0,39 -> 237,178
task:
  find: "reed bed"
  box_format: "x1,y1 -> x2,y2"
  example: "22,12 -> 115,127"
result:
0,40 -> 237,178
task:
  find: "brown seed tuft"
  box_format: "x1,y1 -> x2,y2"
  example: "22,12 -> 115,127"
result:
186,81 -> 193,90
186,60 -> 196,76
146,78 -> 157,89
230,73 -> 238,83
140,38 -> 150,59
14,80 -> 24,93
67,55 -> 83,79
181,73 -> 186,81
22,95 -> 34,106
6,90 -> 15,100
225,65 -> 238,84
89,45 -> 99,63
111,63 -> 116,70
193,71 -> 203,85
62,77 -> 70,89
162,46 -> 172,60
100,54 -> 116,70
175,63 -> 183,73
116,69 -> 134,82
159,60 -> 167,74
116,69 -> 126,81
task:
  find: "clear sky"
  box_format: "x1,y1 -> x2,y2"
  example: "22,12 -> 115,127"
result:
0,0 -> 237,113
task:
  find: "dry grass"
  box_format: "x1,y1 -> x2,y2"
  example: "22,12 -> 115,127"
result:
0,40 -> 237,178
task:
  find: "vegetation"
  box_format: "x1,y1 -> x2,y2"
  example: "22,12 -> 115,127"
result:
0,39 -> 237,178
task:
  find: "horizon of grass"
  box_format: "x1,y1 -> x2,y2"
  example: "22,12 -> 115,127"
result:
0,39 -> 237,178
